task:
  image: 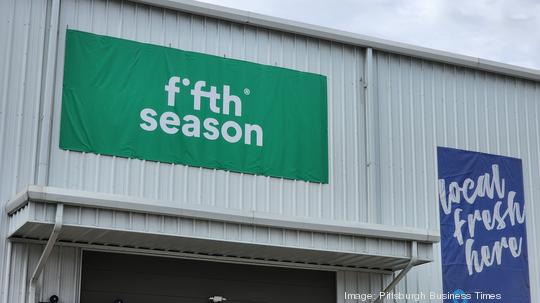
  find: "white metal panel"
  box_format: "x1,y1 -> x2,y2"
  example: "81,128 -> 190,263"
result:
374,50 -> 540,301
6,243 -> 82,303
0,1 -> 48,302
3,0 -> 540,302
47,0 -> 369,225
336,271 -> 393,303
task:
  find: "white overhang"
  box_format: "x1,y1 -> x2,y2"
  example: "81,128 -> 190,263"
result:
6,186 -> 439,272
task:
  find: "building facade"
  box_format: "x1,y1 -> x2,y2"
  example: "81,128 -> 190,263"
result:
0,0 -> 539,302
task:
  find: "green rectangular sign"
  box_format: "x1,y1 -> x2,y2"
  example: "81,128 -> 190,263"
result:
60,30 -> 328,183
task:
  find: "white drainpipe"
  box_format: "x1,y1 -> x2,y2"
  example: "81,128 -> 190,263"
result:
373,241 -> 418,303
27,204 -> 63,303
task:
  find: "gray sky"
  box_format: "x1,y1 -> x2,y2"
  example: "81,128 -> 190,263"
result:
198,0 -> 540,70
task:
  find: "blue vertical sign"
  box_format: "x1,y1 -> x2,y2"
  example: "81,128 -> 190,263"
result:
437,147 -> 530,303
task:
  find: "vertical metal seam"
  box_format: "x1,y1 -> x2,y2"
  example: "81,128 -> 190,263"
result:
155,162 -> 160,200
387,54 -> 395,225
21,244 -> 29,303
419,60 -> 429,230
483,72 -> 490,149
409,58 -> 417,227
441,65 -> 447,146
111,156 -> 116,194
352,47 -> 359,222
463,69 -> 470,150
169,164 -> 174,202
0,0 -> 16,183
317,39 -> 323,219
452,67 -> 458,146
77,153 -> 85,191
12,0 -> 32,195
55,245 -> 62,301
531,83 -> 540,294
35,0 -> 61,190
340,44 -> 347,221
514,79 -> 521,155
364,47 -> 374,224
292,35 -> 298,217
473,71 -> 479,148
523,81 -> 538,294
494,76 -> 501,154
29,0 -> 48,185
398,57 -> 405,225
504,78 -> 510,153
328,42 -> 334,220
1,241 -> 12,303
74,247 -> 83,303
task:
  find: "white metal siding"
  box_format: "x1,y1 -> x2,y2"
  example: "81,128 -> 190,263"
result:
0,0 -> 48,302
374,51 -> 540,301
2,0 -> 540,302
48,0 -> 370,224
6,243 -> 82,303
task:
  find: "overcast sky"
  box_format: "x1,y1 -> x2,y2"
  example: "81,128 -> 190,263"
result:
198,0 -> 540,70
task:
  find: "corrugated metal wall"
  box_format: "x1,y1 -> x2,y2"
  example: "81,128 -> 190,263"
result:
2,0 -> 540,302
7,243 -> 82,303
374,51 -> 540,301
48,0 -> 371,224
0,0 -> 48,302
337,271 -> 391,302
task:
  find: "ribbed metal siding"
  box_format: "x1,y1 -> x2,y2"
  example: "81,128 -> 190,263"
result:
336,271 -> 390,302
47,0 -> 369,223
0,0 -> 48,302
4,0 -> 540,302
374,50 -> 540,301
6,243 -> 82,303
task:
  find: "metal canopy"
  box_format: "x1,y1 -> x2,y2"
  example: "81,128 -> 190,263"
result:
7,186 -> 437,272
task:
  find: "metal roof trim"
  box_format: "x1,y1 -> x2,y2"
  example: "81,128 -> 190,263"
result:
6,185 -> 440,243
130,0 -> 540,82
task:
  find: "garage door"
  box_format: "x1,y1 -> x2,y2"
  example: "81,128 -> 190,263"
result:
80,251 -> 336,303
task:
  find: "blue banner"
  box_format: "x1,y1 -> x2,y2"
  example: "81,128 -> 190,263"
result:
437,147 -> 530,303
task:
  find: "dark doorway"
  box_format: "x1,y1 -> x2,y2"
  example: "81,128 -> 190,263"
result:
80,251 -> 336,303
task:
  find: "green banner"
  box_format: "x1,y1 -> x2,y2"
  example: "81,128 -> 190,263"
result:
60,30 -> 328,183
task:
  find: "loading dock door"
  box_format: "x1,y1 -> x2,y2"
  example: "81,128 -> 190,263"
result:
80,251 -> 336,303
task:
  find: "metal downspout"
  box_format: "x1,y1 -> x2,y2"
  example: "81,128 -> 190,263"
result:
373,241 -> 418,303
27,204 -> 63,303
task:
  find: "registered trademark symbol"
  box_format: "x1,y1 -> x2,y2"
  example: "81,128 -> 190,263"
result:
243,88 -> 251,95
